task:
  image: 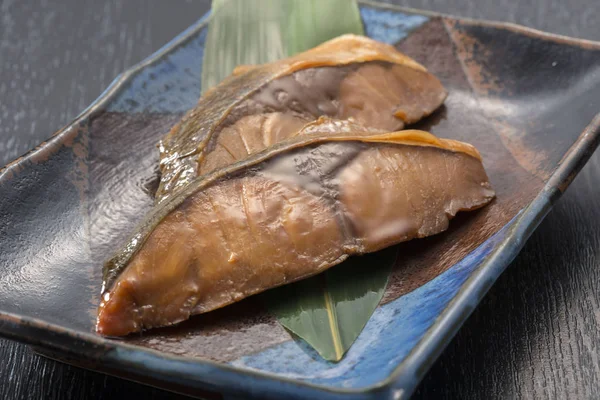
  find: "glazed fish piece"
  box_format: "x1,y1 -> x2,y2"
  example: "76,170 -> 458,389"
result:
98,128 -> 495,336
156,34 -> 447,201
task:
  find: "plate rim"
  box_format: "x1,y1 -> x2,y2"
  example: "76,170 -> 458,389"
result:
1,1 -> 600,398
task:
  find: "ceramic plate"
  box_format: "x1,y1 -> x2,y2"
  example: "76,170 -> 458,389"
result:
1,1 -> 599,399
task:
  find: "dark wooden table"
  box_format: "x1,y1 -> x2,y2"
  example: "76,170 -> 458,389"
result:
1,0 -> 599,398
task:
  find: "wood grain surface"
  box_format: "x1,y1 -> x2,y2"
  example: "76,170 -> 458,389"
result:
1,0 -> 599,399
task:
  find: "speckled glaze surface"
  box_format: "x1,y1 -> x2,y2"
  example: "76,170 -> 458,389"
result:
0,1 -> 599,399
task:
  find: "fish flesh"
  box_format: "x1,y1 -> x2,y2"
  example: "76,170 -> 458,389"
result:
98,126 -> 495,336
156,34 -> 447,202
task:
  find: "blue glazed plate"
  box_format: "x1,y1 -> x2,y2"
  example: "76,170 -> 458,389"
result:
1,1 -> 599,399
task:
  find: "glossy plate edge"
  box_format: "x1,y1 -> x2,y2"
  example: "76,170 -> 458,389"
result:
0,2 -> 599,399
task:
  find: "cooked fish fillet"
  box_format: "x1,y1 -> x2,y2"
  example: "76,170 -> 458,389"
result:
156,34 -> 447,202
98,128 -> 494,336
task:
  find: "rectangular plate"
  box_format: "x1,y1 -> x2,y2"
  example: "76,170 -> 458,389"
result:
1,1 -> 599,399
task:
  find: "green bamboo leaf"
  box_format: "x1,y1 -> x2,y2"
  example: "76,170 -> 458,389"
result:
203,0 -> 389,362
264,248 -> 397,361
202,0 -> 364,92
